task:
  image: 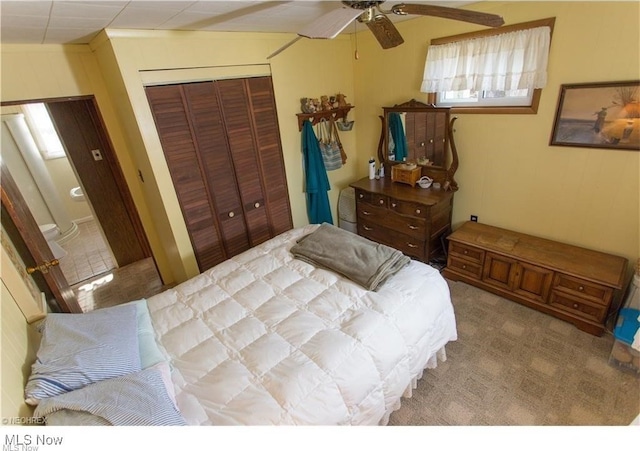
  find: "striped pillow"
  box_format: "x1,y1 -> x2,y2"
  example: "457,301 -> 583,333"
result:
25,303 -> 140,405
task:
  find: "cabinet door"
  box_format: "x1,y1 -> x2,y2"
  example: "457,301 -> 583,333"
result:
482,252 -> 517,291
512,261 -> 553,304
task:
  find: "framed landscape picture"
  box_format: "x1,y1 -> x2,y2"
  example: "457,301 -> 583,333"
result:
550,80 -> 640,151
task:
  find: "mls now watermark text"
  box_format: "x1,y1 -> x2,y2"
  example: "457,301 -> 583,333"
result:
3,434 -> 64,450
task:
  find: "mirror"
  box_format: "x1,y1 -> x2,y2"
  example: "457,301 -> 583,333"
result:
377,99 -> 459,190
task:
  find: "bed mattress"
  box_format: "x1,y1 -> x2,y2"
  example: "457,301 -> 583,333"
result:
146,225 -> 457,425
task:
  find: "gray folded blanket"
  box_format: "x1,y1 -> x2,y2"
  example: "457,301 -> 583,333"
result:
290,223 -> 410,291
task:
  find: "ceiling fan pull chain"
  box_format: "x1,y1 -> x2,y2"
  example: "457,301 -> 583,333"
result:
354,21 -> 359,60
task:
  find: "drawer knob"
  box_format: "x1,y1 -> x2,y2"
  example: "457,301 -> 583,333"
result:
363,225 -> 373,231
463,250 -> 468,255
407,243 -> 418,248
362,210 -> 371,215
573,303 -> 579,309
392,203 -> 396,208
379,199 -> 384,205
254,202 -> 260,208
359,193 -> 364,198
228,211 -> 235,218
408,225 -> 418,230
429,139 -> 434,143
462,264 -> 467,269
415,209 -> 421,214
578,286 -> 584,291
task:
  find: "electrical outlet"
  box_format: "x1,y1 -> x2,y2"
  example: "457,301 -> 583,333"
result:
470,215 -> 478,222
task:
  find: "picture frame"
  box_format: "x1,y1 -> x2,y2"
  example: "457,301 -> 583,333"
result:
550,80 -> 640,151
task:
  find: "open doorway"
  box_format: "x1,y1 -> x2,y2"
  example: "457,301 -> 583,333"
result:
1,97 -> 165,311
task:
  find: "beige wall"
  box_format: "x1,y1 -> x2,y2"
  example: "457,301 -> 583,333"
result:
353,1 -> 639,269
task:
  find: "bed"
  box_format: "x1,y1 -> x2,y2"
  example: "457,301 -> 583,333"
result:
26,224 -> 457,426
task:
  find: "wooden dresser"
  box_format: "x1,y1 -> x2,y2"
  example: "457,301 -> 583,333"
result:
349,177 -> 453,263
442,221 -> 628,336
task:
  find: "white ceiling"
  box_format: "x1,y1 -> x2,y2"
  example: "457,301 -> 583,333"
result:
0,0 -> 471,45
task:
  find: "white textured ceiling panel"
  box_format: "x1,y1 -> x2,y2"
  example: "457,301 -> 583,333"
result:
0,1 -> 474,45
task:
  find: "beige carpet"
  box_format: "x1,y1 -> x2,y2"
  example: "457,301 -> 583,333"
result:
388,280 -> 640,426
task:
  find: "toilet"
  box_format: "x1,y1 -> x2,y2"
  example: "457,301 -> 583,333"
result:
38,224 -> 67,259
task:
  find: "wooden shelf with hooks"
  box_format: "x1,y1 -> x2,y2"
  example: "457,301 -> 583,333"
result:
297,105 -> 354,131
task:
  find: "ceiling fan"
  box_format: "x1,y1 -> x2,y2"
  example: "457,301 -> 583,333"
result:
268,1 -> 505,58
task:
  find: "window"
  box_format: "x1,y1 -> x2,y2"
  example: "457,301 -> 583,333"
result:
22,103 -> 66,159
422,18 -> 555,114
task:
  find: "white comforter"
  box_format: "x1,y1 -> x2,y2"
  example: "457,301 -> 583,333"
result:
147,225 -> 457,425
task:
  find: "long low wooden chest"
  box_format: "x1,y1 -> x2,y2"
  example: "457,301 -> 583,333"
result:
442,221 -> 628,336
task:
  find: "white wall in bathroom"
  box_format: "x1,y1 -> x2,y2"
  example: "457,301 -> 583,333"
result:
0,117 -> 54,226
44,157 -> 93,222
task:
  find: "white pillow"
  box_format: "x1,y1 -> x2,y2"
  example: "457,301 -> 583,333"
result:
25,303 -> 140,405
127,299 -> 168,369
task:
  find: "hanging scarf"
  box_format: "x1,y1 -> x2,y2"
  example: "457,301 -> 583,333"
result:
301,120 -> 333,225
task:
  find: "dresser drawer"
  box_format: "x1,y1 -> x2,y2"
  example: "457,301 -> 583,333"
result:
448,242 -> 484,265
553,274 -> 612,306
356,191 -> 388,208
447,255 -> 483,279
389,198 -> 428,219
549,291 -> 607,322
392,233 -> 426,261
384,212 -> 426,240
358,218 -> 393,247
357,202 -> 387,222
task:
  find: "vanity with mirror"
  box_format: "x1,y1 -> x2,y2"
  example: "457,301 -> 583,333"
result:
350,99 -> 459,264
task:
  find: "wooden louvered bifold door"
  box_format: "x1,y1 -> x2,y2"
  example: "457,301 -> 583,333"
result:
182,83 -> 251,259
146,82 -> 228,271
244,77 -> 292,237
146,76 -> 292,273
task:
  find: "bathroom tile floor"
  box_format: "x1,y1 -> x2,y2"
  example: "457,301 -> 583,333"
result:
57,219 -> 168,312
58,220 -> 116,286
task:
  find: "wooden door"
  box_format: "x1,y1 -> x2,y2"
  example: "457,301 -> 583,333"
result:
145,82 -> 229,271
183,82 -> 250,259
46,99 -> 150,267
1,162 -> 81,313
216,78 -> 271,247
245,77 -> 292,236
146,76 -> 292,273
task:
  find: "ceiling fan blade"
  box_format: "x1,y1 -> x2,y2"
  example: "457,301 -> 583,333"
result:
298,7 -> 364,39
366,14 -> 404,49
393,3 -> 505,28
267,36 -> 303,59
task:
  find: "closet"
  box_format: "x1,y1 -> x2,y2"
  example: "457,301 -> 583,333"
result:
146,76 -> 292,272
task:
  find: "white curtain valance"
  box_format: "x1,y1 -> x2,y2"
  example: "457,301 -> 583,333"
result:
421,26 -> 551,93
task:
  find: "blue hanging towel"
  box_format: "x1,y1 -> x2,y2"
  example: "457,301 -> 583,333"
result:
388,112 -> 408,162
301,120 -> 333,225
